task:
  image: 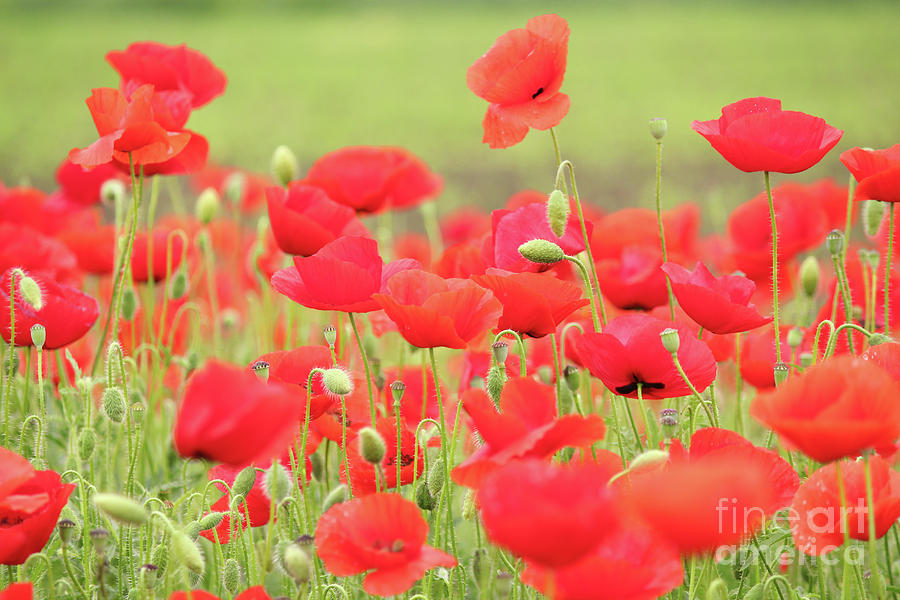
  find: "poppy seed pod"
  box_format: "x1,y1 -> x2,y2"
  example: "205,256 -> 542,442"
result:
195,187 -> 220,224
322,368 -> 353,396
94,493 -> 148,525
659,408 -> 678,438
358,427 -> 387,465
518,239 -> 565,264
58,519 -> 77,546
546,189 -> 569,237
773,362 -> 790,386
491,341 -> 509,365
323,325 -> 337,348
563,365 -> 580,392
825,229 -> 843,257
139,564 -> 159,591
799,256 -> 819,298
863,200 -> 886,238
271,145 -> 299,187
649,117 -> 668,140
90,528 -> 111,555
390,380 -> 406,404
251,360 -> 270,381
659,327 -> 680,354
30,323 -> 46,349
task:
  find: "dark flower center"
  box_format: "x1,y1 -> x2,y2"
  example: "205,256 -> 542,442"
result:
615,376 -> 665,396
386,453 -> 414,467
531,87 -> 544,100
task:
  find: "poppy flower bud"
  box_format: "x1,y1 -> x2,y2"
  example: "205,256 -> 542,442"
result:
101,179 -> 126,206
868,333 -> 891,346
198,512 -> 225,532
251,360 -> 270,382
787,327 -> 804,349
195,187 -> 220,225
487,364 -> 505,405
799,256 -> 819,298
231,465 -> 258,499
495,572 -> 513,597
229,494 -> 245,512
659,327 -> 680,354
863,200 -> 886,238
150,544 -> 168,575
358,426 -> 387,465
427,458 -> 445,498
390,380 -> 406,405
415,480 -> 436,511
78,428 -> 96,461
15,272 -> 43,311
557,384 -> 574,415
323,324 -> 337,348
30,323 -> 46,349
546,189 -> 569,238
322,484 -> 349,512
223,172 -> 246,205
283,543 -> 312,584
649,117 -> 668,140
271,145 -> 299,187
171,530 -> 205,574
629,449 -> 670,473
183,520 -> 202,539
518,239 -> 565,264
309,452 -> 324,481
826,229 -> 844,257
323,368 -> 353,396
264,461 -> 291,504
102,388 -> 126,423
462,490 -> 478,521
58,519 -> 77,546
707,578 -> 728,600
139,564 -> 159,591
121,287 -> 139,321
223,558 -> 242,594
563,365 -> 580,392
90,528 -> 111,555
491,341 -> 509,365
168,269 -> 188,300
799,352 -> 814,368
773,362 -> 790,386
94,492 -> 148,525
659,408 -> 679,439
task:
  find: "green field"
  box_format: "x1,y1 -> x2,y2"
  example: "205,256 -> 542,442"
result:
2,1 -> 899,222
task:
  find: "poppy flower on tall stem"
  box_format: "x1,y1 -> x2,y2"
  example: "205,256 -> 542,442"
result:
694,97 -> 843,364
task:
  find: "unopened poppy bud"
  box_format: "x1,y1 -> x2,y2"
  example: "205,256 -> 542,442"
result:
486,364 -> 505,405
323,324 -> 337,348
171,530 -> 205,574
150,544 -> 168,575
78,428 -> 96,461
706,578 -> 728,600
868,333 -> 891,346
223,558 -> 241,594
322,368 -> 353,396
309,452 -> 324,481
659,408 -> 678,439
826,229 -> 844,257
415,480 -> 436,510
283,543 -> 311,584
30,324 -> 46,349
94,493 -> 148,525
390,380 -> 406,404
491,341 -> 508,365
773,362 -> 790,386
58,519 -> 77,546
496,572 -> 513,597
358,427 -> 387,465
223,172 -> 246,205
295,534 -> 315,552
322,484 -> 348,512
139,564 -> 159,590
16,273 -> 43,311
646,116 -> 668,139
102,388 -> 126,423
101,179 -> 126,205
800,256 -> 819,298
168,269 -> 188,300
546,189 -> 569,237
364,332 -> 377,358
271,145 -> 299,186
90,528 -> 111,555
518,239 -> 565,264
629,449 -> 670,473
787,327 -> 803,349
660,328 -> 680,354
251,360 -> 270,382
563,365 -> 580,392
198,512 -> 225,531
121,287 -> 138,321
427,458 -> 445,498
264,461 -> 291,504
230,466 -> 257,500
183,520 -> 201,539
462,490 -> 477,521
195,187 -> 220,225
863,200 -> 886,238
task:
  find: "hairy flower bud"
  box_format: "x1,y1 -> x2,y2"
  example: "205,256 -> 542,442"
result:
518,239 -> 565,264
78,428 -> 96,461
198,512 -> 225,532
94,493 -> 148,525
121,287 -> 139,321
171,530 -> 205,574
264,461 -> 291,504
101,179 -> 126,206
150,544 -> 168,575
322,368 -> 353,396
271,145 -> 299,187
102,387 -> 126,423
16,272 -> 43,311
427,458 -> 445,499
283,543 -> 311,584
863,200 -> 886,238
223,172 -> 246,205
168,269 -> 188,300
787,327 -> 804,349
546,189 -> 569,237
415,480 -> 436,511
486,364 -> 505,405
231,466 -> 257,499
322,484 -> 349,512
799,256 -> 819,298
139,564 -> 159,591
358,427 -> 387,465
309,452 -> 324,481
222,558 -> 241,594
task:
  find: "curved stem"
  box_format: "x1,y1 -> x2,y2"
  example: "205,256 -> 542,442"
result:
492,329 -> 527,377
564,255 -> 601,331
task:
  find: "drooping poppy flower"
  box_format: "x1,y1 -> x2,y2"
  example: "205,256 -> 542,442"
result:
341,416 -> 424,496
488,202 -> 592,273
594,245 -> 669,311
373,270 -> 501,349
315,493 -> 457,596
168,587 -> 272,600
0,583 -> 32,600
575,314 -> 717,400
54,159 -> 125,206
841,145 -> 900,203
303,146 -> 442,214
661,261 -> 772,334
266,183 -> 370,256
521,525 -> 684,600
451,377 -> 606,489
252,346 -> 336,421
0,450 -> 75,564
692,97 -> 843,174
272,236 -> 420,313
791,457 -> 900,557
107,41 -> 227,109
477,459 -> 620,567
751,356 -> 900,463
467,14 -> 570,149
0,269 -> 99,350
472,269 -> 588,337
173,360 -> 305,466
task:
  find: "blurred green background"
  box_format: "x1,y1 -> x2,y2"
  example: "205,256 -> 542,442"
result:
1,0 -> 899,225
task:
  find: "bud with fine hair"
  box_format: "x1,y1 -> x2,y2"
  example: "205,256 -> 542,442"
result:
358,427 -> 386,465
101,179 -> 126,205
15,272 -> 43,311
309,452 -> 324,481
171,530 -> 205,574
649,117 -> 668,140
195,187 -> 220,225
223,558 -> 242,594
486,364 -> 505,405
546,189 -> 569,238
102,388 -> 126,423
518,239 -> 565,264
322,484 -> 349,512
150,544 -> 168,575
271,145 -> 299,187
415,480 -> 436,510
198,512 -> 225,532
283,543 -> 311,584
168,269 -> 188,300
30,324 -> 46,349
863,200 -> 886,238
183,521 -> 202,539
78,428 -> 96,461
659,328 -> 680,354
139,564 -> 160,591
231,466 -> 257,499
868,333 -> 891,346
94,493 -> 148,525
322,368 -> 353,396
799,256 -> 819,299
427,458 -> 445,498
264,461 -> 291,504
825,229 -> 843,257
629,449 -> 670,472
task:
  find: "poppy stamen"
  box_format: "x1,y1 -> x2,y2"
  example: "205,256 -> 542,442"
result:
531,87 -> 544,99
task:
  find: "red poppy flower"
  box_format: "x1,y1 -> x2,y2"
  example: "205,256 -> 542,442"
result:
489,203 -> 591,273
594,245 -> 669,311
315,493 -> 457,596
392,233 -> 431,271
575,314 -> 717,400
862,342 -> 900,380
521,525 -> 684,600
272,236 -> 420,313
472,269 -> 588,337
451,377 -> 606,489
107,41 -> 226,109
266,183 -> 369,256
440,208 -> 491,246
252,346 -> 336,421
0,224 -> 80,284
311,375 -> 372,445
661,261 -> 772,334
168,587 -> 271,600
751,356 -> 900,463
373,270 -> 501,349
131,228 -> 185,283
0,184 -> 96,238
739,325 -> 792,389
199,463 -> 272,544
478,459 -> 620,567
303,146 -> 442,214
54,159 -> 125,206
841,145 -> 900,203
173,360 -> 305,466
590,204 -> 700,262
0,452 -> 75,565
456,350 -> 525,394
467,14 -> 570,149
434,241 -> 489,279
191,165 -> 271,213
692,97 -> 843,173
0,269 -> 99,350
791,456 -> 900,555
341,417 -> 424,496
0,583 -> 32,600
